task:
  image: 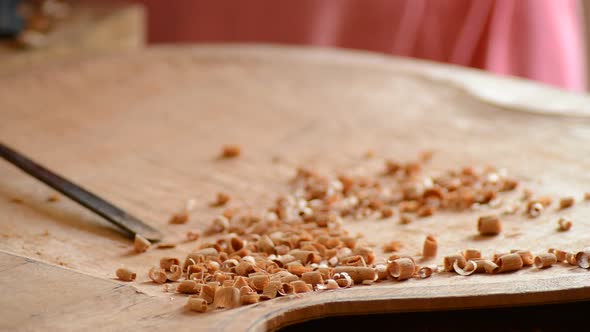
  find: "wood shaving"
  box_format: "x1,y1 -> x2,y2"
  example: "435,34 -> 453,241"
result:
156,243 -> 177,249
332,272 -> 353,288
212,192 -> 231,207
548,248 -> 567,262
575,248 -> 590,269
534,253 -> 557,269
115,267 -> 136,281
177,280 -> 201,294
526,201 -> 544,218
382,240 -> 403,253
134,234 -> 150,253
422,235 -> 437,258
160,257 -> 180,271
558,197 -> 575,210
148,267 -> 167,284
220,145 -> 241,159
416,266 -> 434,279
480,260 -> 499,274
443,254 -> 466,272
291,280 -> 313,293
566,252 -> 578,266
462,249 -> 481,260
186,231 -> 201,241
496,253 -> 523,273
213,286 -> 240,308
453,260 -> 477,276
333,266 -> 375,284
388,258 -> 415,281
114,154 -> 590,314
477,215 -> 501,236
167,265 -> 182,281
557,217 -> 572,231
186,296 -> 208,312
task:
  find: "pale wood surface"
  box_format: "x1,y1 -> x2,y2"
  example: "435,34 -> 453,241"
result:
1,45 -> 590,331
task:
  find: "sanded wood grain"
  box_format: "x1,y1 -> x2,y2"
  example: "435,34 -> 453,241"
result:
0,45 -> 589,331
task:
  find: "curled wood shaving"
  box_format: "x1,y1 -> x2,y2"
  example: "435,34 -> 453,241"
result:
481,260 -> 499,274
388,258 -> 415,280
220,145 -> 241,159
382,240 -> 403,253
333,272 -> 353,288
186,230 -> 201,241
177,280 -> 201,294
352,247 -> 375,264
443,254 -> 466,272
557,217 -> 572,231
496,253 -> 523,273
291,280 -> 313,293
477,215 -> 501,236
115,267 -> 136,282
512,250 -> 534,266
333,266 -> 376,283
548,248 -> 567,262
576,248 -> 590,269
167,265 -> 182,281
422,235 -> 437,258
462,249 -> 481,260
278,283 -> 295,296
453,260 -> 477,276
169,199 -> 195,224
213,286 -> 240,308
526,201 -> 544,218
534,253 -> 557,269
232,276 -> 249,289
559,197 -> 575,210
340,255 -> 366,267
249,274 -> 270,291
160,257 -> 180,271
199,284 -> 216,304
134,234 -> 150,253
416,266 -> 435,279
213,192 -> 231,207
375,264 -> 388,280
301,271 -> 324,286
187,296 -> 208,313
261,281 -> 281,299
566,252 -> 578,266
240,293 -> 260,305
148,267 -> 167,284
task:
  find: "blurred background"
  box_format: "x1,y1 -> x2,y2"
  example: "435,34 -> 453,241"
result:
1,0 -> 589,92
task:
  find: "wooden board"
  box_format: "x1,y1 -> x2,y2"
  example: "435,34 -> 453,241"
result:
1,45 -> 590,331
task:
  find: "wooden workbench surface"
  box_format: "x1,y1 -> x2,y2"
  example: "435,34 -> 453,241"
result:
1,45 -> 589,331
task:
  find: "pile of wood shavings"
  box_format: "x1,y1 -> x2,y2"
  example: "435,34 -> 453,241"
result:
119,150 -> 590,313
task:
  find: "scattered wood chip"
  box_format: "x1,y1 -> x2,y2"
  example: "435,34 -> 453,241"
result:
116,267 -> 136,281
134,234 -> 150,253
220,145 -> 241,159
477,215 -> 501,236
557,217 -> 572,232
382,240 -> 403,253
212,192 -> 230,207
559,197 -> 575,210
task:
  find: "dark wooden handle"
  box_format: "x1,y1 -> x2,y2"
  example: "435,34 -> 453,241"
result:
0,142 -> 162,241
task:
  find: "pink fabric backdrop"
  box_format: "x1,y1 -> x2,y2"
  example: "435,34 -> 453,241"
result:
130,0 -> 587,91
